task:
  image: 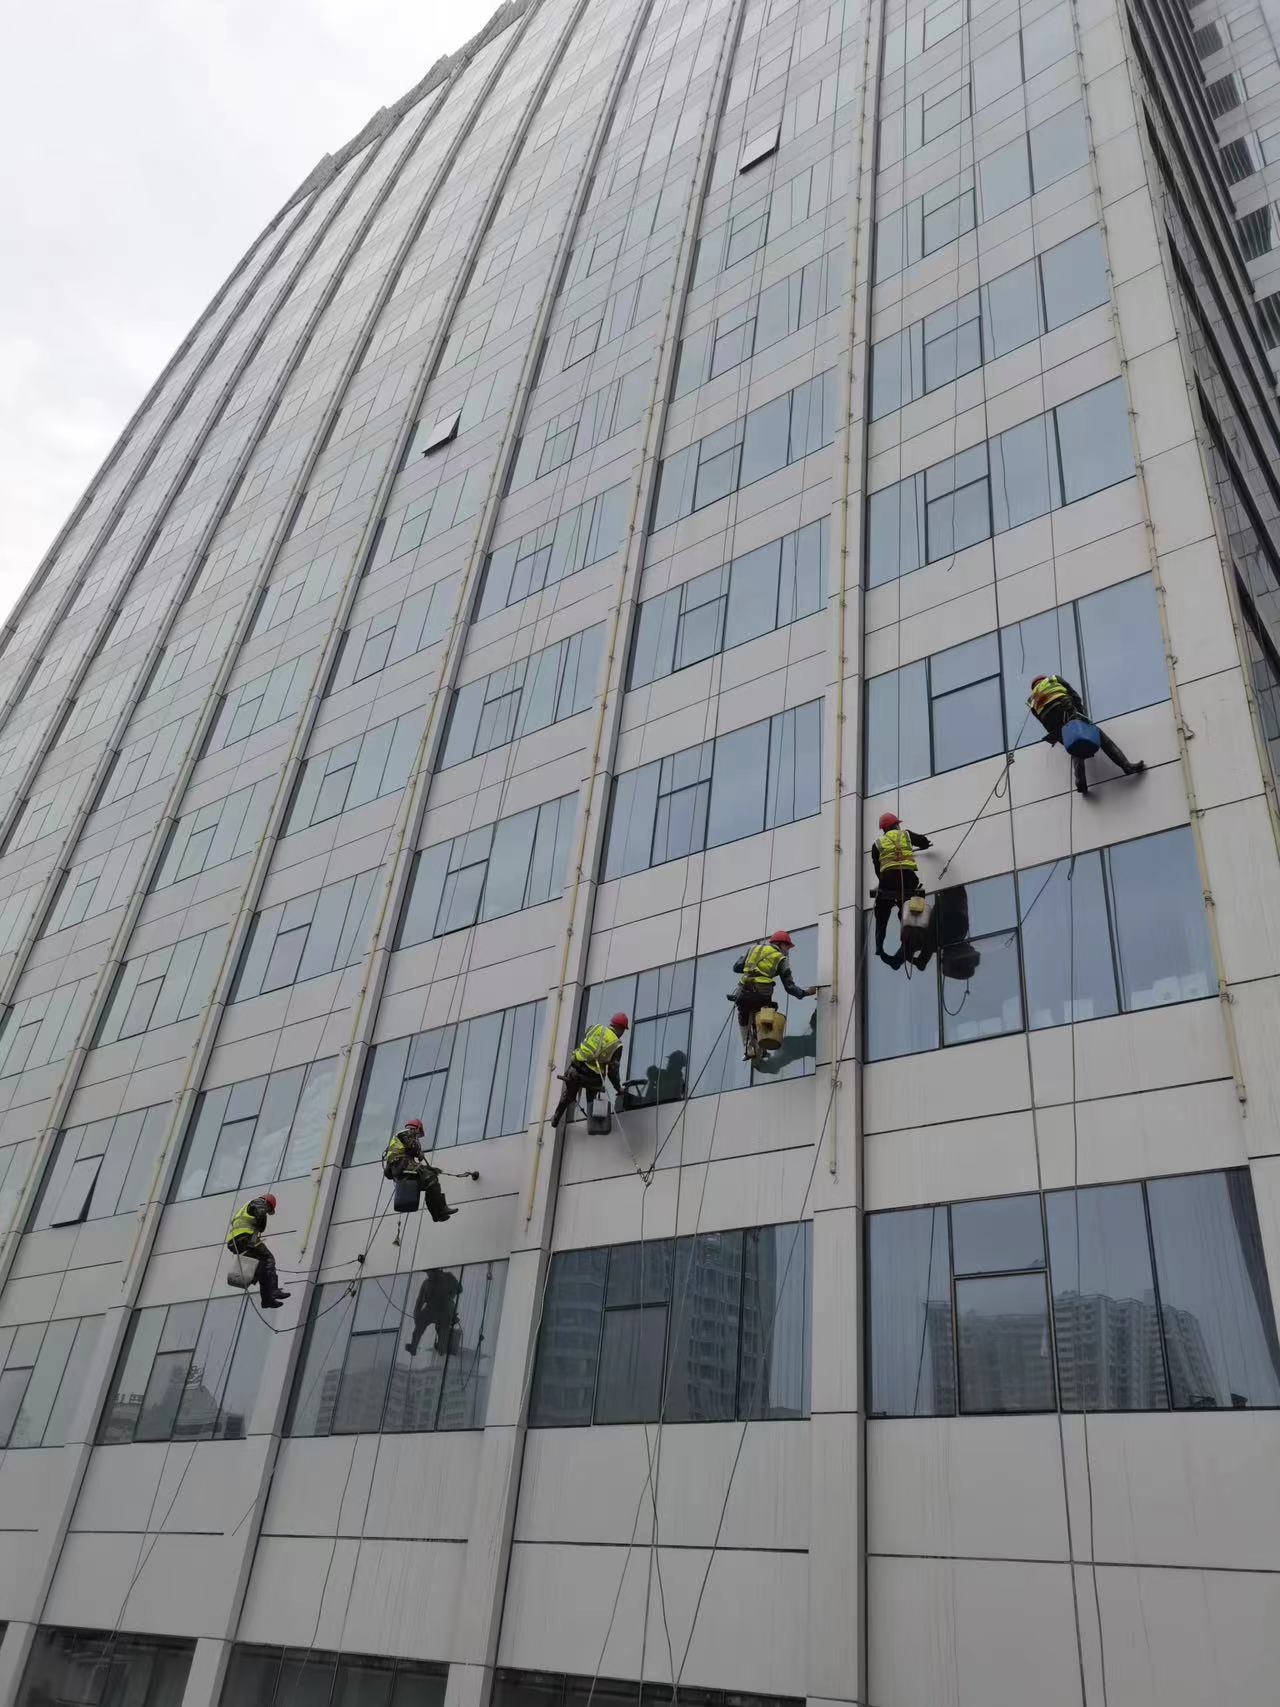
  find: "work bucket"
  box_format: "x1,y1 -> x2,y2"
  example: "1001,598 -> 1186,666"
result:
755,1006 -> 786,1051
394,1176 -> 422,1214
586,1091 -> 613,1135
226,1253 -> 255,1290
1061,717 -> 1101,758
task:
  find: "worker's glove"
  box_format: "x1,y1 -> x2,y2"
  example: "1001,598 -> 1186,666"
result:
806,986 -> 818,997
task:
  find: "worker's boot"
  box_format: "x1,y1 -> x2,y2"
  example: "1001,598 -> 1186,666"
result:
422,1174 -> 456,1223
258,1258 -> 290,1309
1073,758 -> 1089,796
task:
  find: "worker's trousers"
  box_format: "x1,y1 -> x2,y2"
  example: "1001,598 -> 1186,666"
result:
228,1233 -> 282,1305
874,869 -> 922,950
1040,710 -> 1139,790
387,1160 -> 452,1222
734,982 -> 774,1051
552,1064 -> 604,1127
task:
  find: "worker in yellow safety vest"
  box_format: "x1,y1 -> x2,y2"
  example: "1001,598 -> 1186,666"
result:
872,812 -> 934,957
1027,673 -> 1145,797
551,1013 -> 629,1127
227,1193 -> 290,1308
731,931 -> 817,1059
383,1118 -> 456,1222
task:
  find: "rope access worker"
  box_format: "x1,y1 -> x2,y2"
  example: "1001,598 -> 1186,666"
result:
1027,673 -> 1145,797
872,811 -> 934,958
731,931 -> 816,1059
226,1193 -> 291,1309
551,1013 -> 629,1127
405,1267 -> 462,1358
384,1118 -> 456,1222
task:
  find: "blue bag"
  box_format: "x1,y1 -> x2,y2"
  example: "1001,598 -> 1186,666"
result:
1061,717 -> 1101,758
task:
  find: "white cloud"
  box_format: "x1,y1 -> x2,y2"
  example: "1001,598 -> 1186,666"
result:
0,0 -> 495,625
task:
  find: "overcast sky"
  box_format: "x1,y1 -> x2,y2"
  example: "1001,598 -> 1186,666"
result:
0,0 -> 494,625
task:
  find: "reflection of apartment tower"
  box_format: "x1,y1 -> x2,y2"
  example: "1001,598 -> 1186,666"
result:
924,1301 -> 958,1415
958,1307 -> 1054,1411
1052,1292 -> 1169,1409
738,1234 -> 802,1417
670,1240 -> 742,1419
1160,1304 -> 1220,1408
536,1263 -> 611,1422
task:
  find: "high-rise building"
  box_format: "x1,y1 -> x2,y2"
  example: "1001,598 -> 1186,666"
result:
3,0 -> 1280,1698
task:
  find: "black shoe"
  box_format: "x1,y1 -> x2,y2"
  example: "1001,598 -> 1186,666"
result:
261,1297 -> 286,1310
404,1342 -> 417,1357
1125,760 -> 1146,776
1075,779 -> 1089,796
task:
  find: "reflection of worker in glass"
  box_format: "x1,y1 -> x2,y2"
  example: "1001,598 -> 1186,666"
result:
405,1268 -> 462,1358
622,1050 -> 688,1108
882,885 -> 981,980
753,1011 -> 817,1075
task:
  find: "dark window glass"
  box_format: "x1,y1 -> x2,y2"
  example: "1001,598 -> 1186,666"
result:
529,1248 -> 608,1425
1106,828 -> 1214,1010
1045,1184 -> 1170,1410
865,661 -> 930,794
867,1207 -> 955,1417
979,135 -> 1031,219
531,1225 -> 811,1427
951,1193 -> 1044,1273
218,1646 -> 445,1707
21,1630 -> 194,1707
940,874 -> 1023,1046
863,911 -> 941,1060
1018,852 -> 1119,1028
1029,104 -> 1089,188
1076,573 -> 1166,719
990,412 -> 1057,532
956,1272 -> 1056,1412
1147,1170 -> 1280,1409
1040,227 -> 1108,330
99,1297 -> 268,1445
1054,378 -> 1134,503
288,1262 -> 507,1437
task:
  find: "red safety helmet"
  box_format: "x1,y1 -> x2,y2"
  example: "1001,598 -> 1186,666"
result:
403,1118 -> 425,1136
878,811 -> 901,831
769,930 -> 794,949
1030,674 -> 1047,687
610,1012 -> 630,1032
262,1193 -> 278,1214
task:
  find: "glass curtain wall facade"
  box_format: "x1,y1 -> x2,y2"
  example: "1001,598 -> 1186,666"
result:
0,0 -> 1279,1703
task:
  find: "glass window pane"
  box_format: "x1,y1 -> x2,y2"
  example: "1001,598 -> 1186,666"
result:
385,1269 -> 458,1434
689,946 -> 752,1099
287,1284 -> 355,1437
931,678 -> 1004,773
630,591 -> 680,687
868,477 -> 924,586
739,394 -> 792,487
1107,828 -> 1214,1009
1029,104 -> 1089,190
983,257 -> 1041,358
603,765 -> 660,880
739,1223 -> 810,1418
175,1299 -> 240,1441
956,1273 -> 1056,1412
100,1307 -> 165,1443
942,928 -> 1023,1045
136,1348 -> 194,1441
991,412 -> 1057,532
725,540 -> 782,649
217,1306 -> 270,1440
707,723 -> 769,847
437,1260 -> 506,1429
1147,1169 -> 1280,1410
765,702 -> 821,828
979,136 -> 1030,218
664,1233 -> 743,1422
1055,379 -> 1134,503
44,1316 -> 101,1446
530,1248 -> 608,1425
865,662 -> 930,793
868,1206 -> 956,1416
1040,228 -> 1108,330
864,913 -> 940,1059
1077,574 -> 1167,720
951,1194 -> 1044,1274
8,1318 -> 76,1448
1046,1183 -> 1170,1410
1019,851 -> 1118,1026
594,1307 -> 666,1423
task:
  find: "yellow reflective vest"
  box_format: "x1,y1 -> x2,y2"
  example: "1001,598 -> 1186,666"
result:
876,828 -> 918,872
228,1201 -> 263,1242
1027,674 -> 1071,717
741,941 -> 786,986
573,1023 -> 623,1073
